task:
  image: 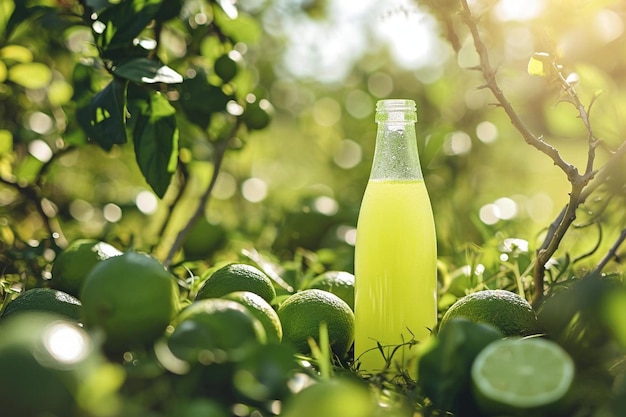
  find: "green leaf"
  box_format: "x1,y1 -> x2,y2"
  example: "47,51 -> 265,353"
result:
0,0 -> 16,39
214,7 -> 261,44
128,86 -> 178,198
154,0 -> 182,22
77,79 -> 128,151
94,0 -> 163,57
418,318 -> 503,415
8,62 -> 52,89
527,52 -> 551,77
72,61 -> 96,105
0,129 -> 12,154
113,58 -> 183,84
0,44 -> 33,63
4,3 -> 54,40
216,0 -> 238,19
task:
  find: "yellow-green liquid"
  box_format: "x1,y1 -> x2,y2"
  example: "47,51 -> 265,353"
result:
354,179 -> 437,373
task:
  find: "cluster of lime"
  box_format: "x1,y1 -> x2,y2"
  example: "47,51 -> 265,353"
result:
0,239 -> 358,416
0,238 -> 584,416
420,289 -> 576,416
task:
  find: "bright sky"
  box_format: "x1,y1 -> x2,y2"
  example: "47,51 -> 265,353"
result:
262,0 -> 447,83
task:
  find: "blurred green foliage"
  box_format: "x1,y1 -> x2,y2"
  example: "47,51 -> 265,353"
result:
0,0 -> 624,306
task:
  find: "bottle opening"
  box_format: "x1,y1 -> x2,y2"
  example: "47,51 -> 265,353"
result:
375,99 -> 417,123
376,99 -> 416,112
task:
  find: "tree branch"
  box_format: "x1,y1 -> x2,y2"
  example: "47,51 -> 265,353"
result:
150,160 -> 190,253
459,2 -> 579,181
591,229 -> 626,276
162,121 -> 242,268
457,0 -> 623,306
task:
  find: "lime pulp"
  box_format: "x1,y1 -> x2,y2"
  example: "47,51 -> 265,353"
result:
471,337 -> 575,411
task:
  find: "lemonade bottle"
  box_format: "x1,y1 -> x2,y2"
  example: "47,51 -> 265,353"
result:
354,99 -> 437,374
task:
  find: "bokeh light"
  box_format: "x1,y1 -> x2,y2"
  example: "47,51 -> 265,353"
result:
476,121 -> 498,144
241,177 -> 268,203
213,171 -> 238,200
443,131 -> 472,156
333,139 -> 362,169
43,322 -> 90,364
135,190 -> 159,215
103,203 -> 122,223
28,139 -> 53,162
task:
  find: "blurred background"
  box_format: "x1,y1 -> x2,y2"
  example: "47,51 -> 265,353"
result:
1,0 -> 625,285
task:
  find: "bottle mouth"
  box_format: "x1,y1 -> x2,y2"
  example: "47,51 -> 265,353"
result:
376,99 -> 416,112
375,99 -> 417,123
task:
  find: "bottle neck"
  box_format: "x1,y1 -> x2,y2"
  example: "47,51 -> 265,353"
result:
370,101 -> 423,181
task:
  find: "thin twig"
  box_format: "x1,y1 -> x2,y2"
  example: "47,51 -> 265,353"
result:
552,63 -> 600,179
459,2 -> 579,182
151,160 -> 190,252
591,229 -> 626,276
163,122 -> 241,267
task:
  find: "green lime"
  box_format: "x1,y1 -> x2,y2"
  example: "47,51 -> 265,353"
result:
196,263 -> 276,304
243,96 -> 274,130
80,252 -> 180,352
1,287 -> 82,322
417,318 -> 503,414
0,312 -> 123,416
234,343 -> 298,402
51,239 -> 122,297
214,52 -> 241,83
280,377 -> 376,417
440,289 -> 540,337
471,337 -> 575,415
277,289 -> 354,358
181,217 -> 227,260
307,270 -> 355,310
222,291 -> 283,342
168,298 -> 266,363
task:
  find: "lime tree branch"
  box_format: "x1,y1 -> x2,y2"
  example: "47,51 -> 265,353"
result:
162,121 -> 242,268
151,160 -> 190,252
458,0 -> 612,305
592,228 -> 626,276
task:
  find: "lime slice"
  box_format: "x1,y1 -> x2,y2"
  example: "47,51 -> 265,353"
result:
471,338 -> 575,414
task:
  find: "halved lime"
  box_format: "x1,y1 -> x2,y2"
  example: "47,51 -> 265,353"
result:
471,337 -> 575,415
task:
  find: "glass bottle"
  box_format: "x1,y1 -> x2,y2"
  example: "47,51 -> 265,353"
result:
354,99 -> 437,374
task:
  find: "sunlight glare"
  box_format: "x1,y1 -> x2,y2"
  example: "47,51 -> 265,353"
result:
376,0 -> 440,69
594,9 -> 624,43
494,0 -> 544,21
44,322 -> 90,364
